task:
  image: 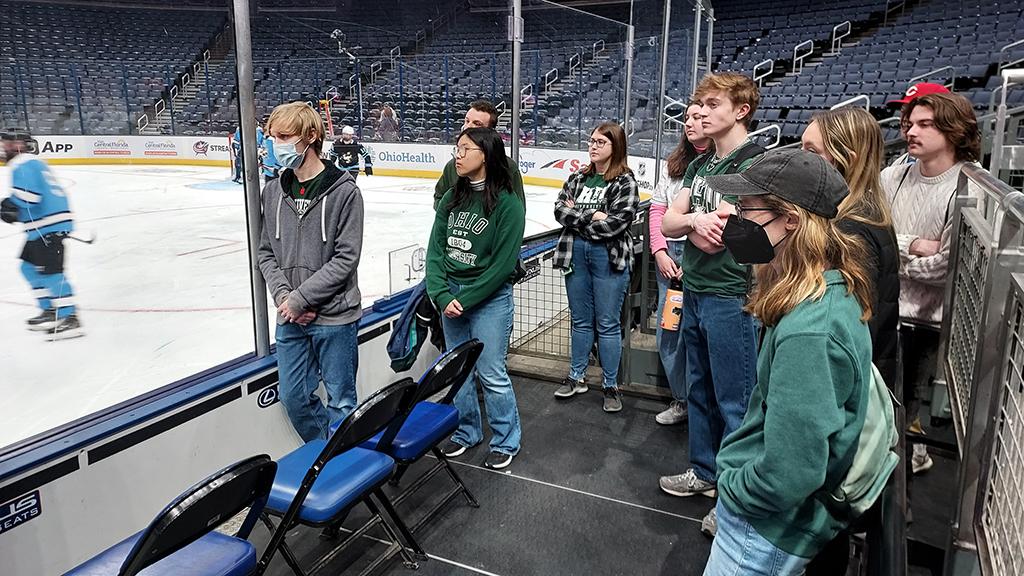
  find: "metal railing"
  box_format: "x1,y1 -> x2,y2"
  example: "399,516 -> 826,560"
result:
885,0 -> 906,25
998,38 -> 1024,72
748,124 -> 781,149
831,94 -> 870,111
831,21 -> 851,55
753,59 -> 774,86
910,66 -> 956,88
938,162 -> 1024,575
593,39 -> 605,59
544,68 -> 559,92
793,40 -> 814,75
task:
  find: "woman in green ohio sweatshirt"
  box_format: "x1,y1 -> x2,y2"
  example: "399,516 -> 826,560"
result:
426,127 -> 526,470
699,149 -> 874,574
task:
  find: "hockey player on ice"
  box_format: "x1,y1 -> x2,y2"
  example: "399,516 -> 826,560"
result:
328,125 -> 373,181
0,128 -> 84,340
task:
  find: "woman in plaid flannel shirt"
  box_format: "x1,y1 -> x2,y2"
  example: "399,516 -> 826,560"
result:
551,122 -> 640,413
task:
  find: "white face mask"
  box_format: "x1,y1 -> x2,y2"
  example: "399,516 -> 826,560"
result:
275,139 -> 308,170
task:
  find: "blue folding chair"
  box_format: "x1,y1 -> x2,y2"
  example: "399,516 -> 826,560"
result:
66,455 -> 277,576
257,378 -> 421,576
330,340 -> 485,535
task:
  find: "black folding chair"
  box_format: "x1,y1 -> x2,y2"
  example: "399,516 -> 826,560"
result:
257,378 -> 421,576
67,455 -> 277,576
340,339 -> 485,534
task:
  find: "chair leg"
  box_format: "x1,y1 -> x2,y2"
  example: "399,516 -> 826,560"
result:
373,489 -> 428,559
434,447 -> 480,508
258,513 -> 307,576
364,494 -> 422,569
389,463 -> 410,487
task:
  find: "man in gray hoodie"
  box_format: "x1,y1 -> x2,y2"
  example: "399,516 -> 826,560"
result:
257,102 -> 364,442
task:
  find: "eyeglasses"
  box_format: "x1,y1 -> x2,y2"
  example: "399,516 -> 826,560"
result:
587,138 -> 610,149
452,146 -> 483,158
735,206 -> 774,220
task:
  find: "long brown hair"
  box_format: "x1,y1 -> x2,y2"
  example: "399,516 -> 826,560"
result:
666,103 -> 710,180
810,108 -> 892,228
582,121 -> 632,181
748,195 -> 874,327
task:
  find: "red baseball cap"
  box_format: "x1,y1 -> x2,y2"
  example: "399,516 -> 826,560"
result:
887,82 -> 951,107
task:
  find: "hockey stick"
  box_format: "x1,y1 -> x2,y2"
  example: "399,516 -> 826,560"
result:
66,231 -> 97,245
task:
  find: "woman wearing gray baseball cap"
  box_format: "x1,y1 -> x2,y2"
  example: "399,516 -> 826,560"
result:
699,149 -> 875,574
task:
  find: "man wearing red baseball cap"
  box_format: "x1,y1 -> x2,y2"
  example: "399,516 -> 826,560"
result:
887,82 -> 951,107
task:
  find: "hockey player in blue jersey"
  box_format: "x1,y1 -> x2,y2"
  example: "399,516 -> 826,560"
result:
1,128 -> 83,339
328,125 -> 373,181
260,134 -> 280,182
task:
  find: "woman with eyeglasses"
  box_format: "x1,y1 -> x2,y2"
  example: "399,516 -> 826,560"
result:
426,127 -> 526,470
701,149 -> 873,575
552,122 -> 640,413
649,102 -> 710,426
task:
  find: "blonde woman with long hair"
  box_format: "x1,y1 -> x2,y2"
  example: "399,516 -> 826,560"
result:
800,107 -> 900,575
700,150 -> 874,575
802,106 -> 898,389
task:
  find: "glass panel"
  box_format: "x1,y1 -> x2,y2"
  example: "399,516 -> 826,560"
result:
0,3 -> 254,449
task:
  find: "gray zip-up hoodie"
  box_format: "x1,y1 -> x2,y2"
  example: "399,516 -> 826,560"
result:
257,160 -> 363,326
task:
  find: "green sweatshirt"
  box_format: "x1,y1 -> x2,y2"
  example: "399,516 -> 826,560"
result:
433,157 -> 526,210
426,187 -> 526,311
716,270 -> 872,558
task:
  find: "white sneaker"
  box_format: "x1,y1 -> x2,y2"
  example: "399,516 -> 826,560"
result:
911,444 -> 933,475
655,400 -> 688,425
700,507 -> 717,538
659,468 -> 717,498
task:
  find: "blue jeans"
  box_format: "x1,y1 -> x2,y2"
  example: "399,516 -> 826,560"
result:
683,291 -> 758,482
443,282 -> 521,455
703,501 -> 810,576
655,241 -> 687,402
564,237 -> 630,389
275,321 -> 359,442
21,260 -> 76,319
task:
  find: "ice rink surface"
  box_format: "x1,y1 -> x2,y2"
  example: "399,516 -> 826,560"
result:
0,165 -> 561,448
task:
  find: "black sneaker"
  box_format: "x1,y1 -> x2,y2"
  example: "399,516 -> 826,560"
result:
603,387 -> 623,412
440,439 -> 468,458
483,451 -> 513,470
46,315 -> 84,341
26,310 -> 58,331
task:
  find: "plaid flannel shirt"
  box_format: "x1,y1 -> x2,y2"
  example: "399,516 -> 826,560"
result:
553,170 -> 640,272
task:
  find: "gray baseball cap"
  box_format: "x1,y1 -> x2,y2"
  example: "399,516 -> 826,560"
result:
705,148 -> 849,218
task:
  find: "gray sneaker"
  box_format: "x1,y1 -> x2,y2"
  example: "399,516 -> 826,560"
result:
655,400 -> 688,425
554,377 -> 587,398
603,387 -> 623,412
911,443 -> 934,474
700,507 -> 717,538
659,468 -> 717,498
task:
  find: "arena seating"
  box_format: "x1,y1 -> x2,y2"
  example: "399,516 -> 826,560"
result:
1,0 -> 1021,147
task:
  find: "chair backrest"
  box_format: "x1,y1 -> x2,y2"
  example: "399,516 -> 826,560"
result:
321,377 -> 418,465
417,339 -> 484,406
374,340 -> 484,450
118,454 -> 277,576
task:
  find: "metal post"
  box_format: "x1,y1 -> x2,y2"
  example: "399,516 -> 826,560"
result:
356,60 -> 364,139
509,0 -> 523,162
691,1 -> 703,95
277,61 -> 284,105
654,0 -> 672,186
577,53 -> 583,149
121,63 -> 132,133
72,64 -> 86,134
15,62 -> 30,131
533,51 -> 540,145
398,59 -> 405,141
705,7 -> 714,75
204,60 -> 213,119
624,21 -> 634,131
231,0 -> 270,356
444,55 -> 451,141
165,65 -> 177,135
491,56 -> 497,103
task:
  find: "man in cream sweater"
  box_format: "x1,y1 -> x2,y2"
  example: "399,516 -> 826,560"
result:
883,92 -> 981,478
